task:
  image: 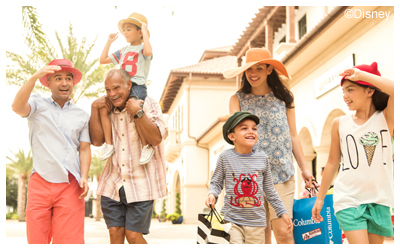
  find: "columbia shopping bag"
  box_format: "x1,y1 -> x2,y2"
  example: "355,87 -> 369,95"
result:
293,194 -> 341,244
197,208 -> 230,244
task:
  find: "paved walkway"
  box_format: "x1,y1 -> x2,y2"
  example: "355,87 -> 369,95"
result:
6,218 -> 200,244
6,218 -> 393,244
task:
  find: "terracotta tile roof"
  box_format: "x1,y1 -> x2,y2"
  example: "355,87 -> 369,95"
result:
203,45 -> 233,53
229,7 -> 270,56
171,55 -> 237,74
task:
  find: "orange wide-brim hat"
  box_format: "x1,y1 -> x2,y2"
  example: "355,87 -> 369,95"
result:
223,48 -> 291,79
118,12 -> 150,41
39,59 -> 82,88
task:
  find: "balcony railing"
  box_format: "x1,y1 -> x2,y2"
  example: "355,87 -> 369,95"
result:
164,129 -> 181,162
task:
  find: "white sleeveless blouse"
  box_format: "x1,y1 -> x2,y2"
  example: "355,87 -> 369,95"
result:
334,111 -> 394,213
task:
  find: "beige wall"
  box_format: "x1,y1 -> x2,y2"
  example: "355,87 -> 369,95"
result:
162,76 -> 236,223
289,9 -> 394,197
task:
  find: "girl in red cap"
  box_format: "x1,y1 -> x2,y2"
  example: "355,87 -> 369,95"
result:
312,62 -> 394,244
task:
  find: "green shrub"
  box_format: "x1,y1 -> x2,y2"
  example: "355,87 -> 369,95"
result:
6,212 -> 19,220
175,192 -> 182,215
161,199 -> 167,216
166,212 -> 182,221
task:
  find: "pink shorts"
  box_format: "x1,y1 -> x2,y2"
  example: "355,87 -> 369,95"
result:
26,172 -> 85,244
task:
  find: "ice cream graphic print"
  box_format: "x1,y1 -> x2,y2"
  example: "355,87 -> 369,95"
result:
359,131 -> 379,166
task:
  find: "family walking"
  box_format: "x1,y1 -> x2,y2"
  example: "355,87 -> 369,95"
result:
11,10 -> 394,245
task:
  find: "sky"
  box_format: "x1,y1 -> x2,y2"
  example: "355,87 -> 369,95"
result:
3,1 -> 267,160
2,0 -> 399,239
3,1 -> 398,160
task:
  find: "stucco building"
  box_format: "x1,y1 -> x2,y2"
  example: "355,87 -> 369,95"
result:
159,6 -> 394,224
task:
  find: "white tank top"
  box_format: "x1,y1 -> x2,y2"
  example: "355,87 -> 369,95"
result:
334,111 -> 393,213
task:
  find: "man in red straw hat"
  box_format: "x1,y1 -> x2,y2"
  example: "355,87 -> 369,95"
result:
11,59 -> 91,244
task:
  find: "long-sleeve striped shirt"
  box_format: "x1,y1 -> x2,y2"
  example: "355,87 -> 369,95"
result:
96,96 -> 167,203
208,148 -> 286,227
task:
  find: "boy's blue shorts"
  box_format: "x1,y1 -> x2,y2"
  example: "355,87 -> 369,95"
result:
336,203 -> 393,237
130,82 -> 147,101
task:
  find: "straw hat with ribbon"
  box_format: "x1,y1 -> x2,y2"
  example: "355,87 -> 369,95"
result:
39,59 -> 82,88
118,12 -> 150,41
223,48 -> 291,79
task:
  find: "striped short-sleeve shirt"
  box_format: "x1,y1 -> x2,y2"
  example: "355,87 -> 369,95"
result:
109,44 -> 152,86
96,96 -> 167,203
208,149 -> 287,227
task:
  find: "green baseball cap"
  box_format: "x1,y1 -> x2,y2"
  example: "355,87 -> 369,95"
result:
223,111 -> 260,145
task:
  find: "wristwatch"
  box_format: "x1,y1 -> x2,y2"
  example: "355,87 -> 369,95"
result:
134,109 -> 144,119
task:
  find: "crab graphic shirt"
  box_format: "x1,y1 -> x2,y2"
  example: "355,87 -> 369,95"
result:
208,149 -> 287,227
335,111 -> 394,213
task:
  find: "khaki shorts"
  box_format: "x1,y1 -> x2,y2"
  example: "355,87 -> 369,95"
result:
264,176 -> 295,221
229,223 -> 266,244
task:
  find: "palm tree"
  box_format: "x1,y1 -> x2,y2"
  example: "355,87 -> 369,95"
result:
6,149 -> 33,222
89,152 -> 106,221
6,6 -> 113,104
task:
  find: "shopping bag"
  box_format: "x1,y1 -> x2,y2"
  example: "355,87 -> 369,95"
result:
293,194 -> 342,244
197,208 -> 230,244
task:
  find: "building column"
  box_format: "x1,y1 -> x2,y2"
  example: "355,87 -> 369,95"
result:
286,6 -> 296,43
265,20 -> 274,56
314,145 -> 330,182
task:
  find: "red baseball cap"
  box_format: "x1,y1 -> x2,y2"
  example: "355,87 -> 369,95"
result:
340,62 -> 381,88
39,59 -> 82,88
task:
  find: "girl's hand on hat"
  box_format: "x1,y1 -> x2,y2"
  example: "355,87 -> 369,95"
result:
33,65 -> 62,79
339,68 -> 363,82
108,32 -> 119,43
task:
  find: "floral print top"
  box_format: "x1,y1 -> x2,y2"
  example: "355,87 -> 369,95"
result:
236,91 -> 294,184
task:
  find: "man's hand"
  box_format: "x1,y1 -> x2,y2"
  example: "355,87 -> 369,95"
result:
92,95 -> 114,112
79,178 -> 89,199
281,213 -> 293,233
125,97 -> 143,117
107,32 -> 118,43
32,65 -> 62,80
205,194 -> 216,209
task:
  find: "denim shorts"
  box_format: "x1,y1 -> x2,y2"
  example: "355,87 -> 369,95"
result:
335,203 -> 393,237
130,83 -> 147,101
101,186 -> 154,234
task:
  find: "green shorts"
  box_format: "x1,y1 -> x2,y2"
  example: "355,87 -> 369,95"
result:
336,203 -> 393,237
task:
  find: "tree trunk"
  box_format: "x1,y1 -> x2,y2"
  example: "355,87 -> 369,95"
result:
17,174 -> 28,222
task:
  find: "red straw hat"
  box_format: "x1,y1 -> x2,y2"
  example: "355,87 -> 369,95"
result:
39,59 -> 82,88
223,48 -> 291,79
340,62 -> 381,88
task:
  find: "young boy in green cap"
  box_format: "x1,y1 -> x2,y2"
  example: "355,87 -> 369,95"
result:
205,111 -> 292,244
